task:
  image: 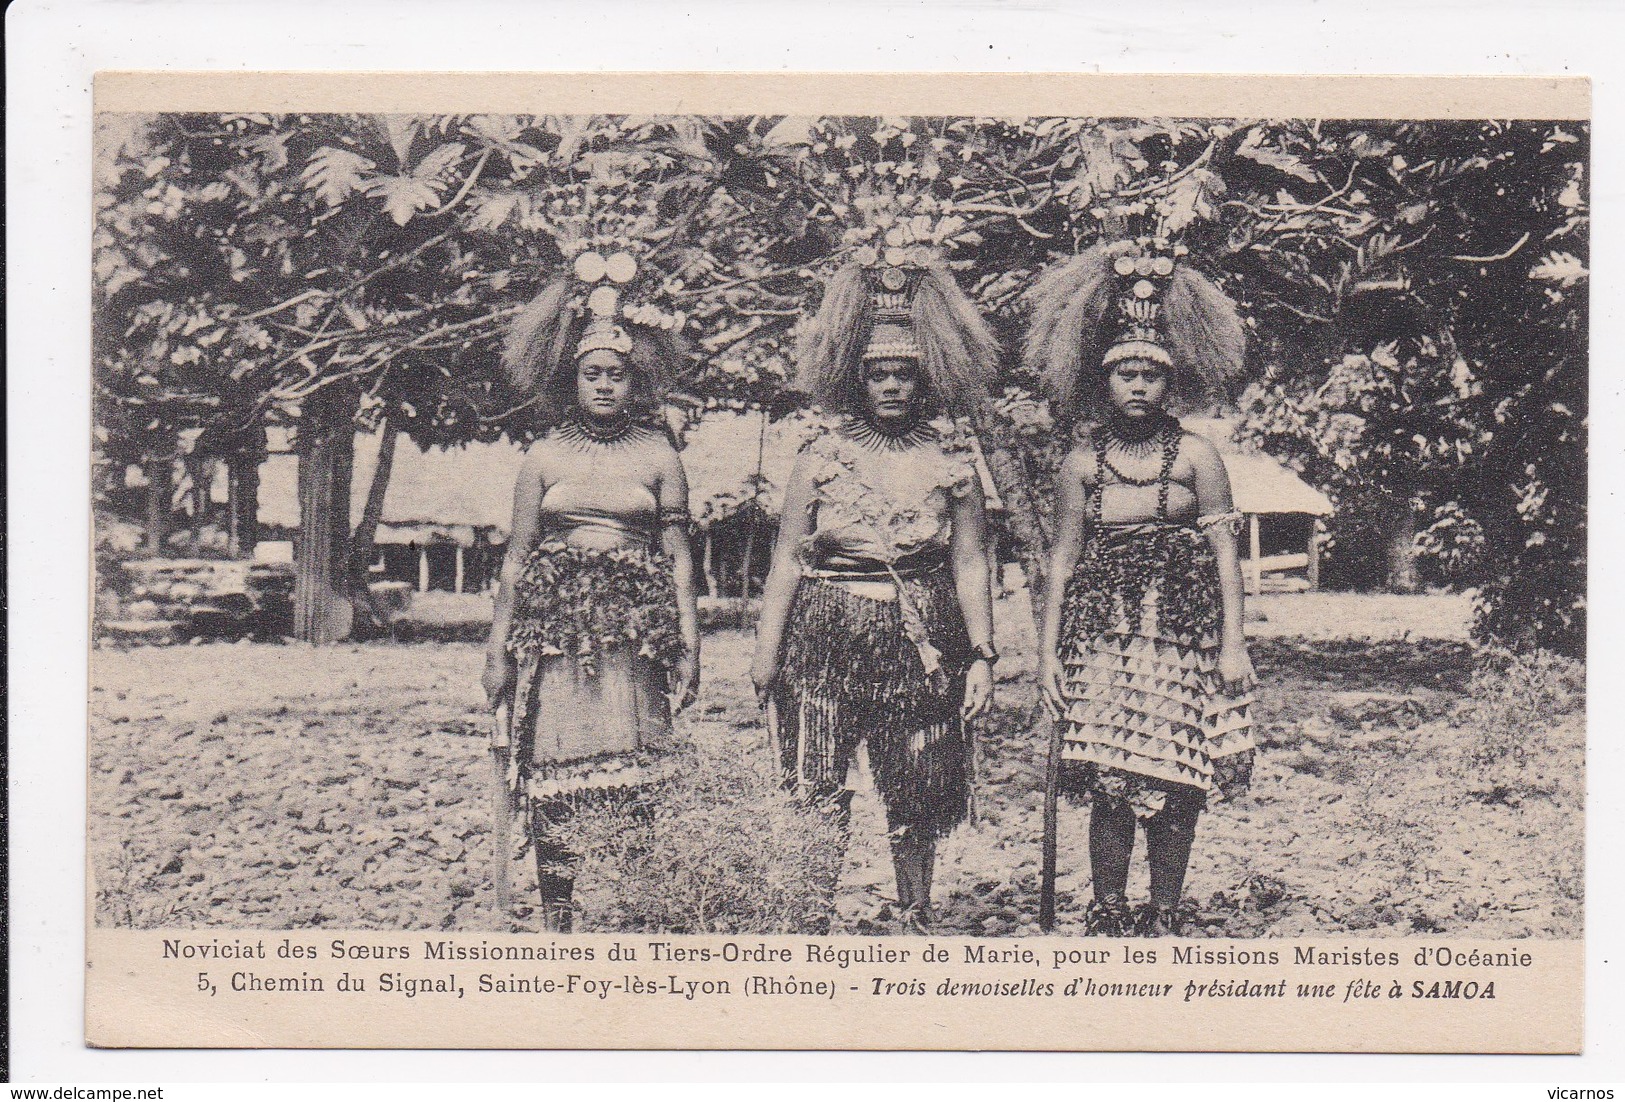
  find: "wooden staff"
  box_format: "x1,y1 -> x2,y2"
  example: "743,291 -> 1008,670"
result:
1038,712 -> 1064,932
489,699 -> 513,930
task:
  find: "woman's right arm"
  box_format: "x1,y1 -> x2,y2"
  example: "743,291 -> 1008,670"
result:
483,447 -> 548,706
1039,446 -> 1091,715
750,453 -> 817,699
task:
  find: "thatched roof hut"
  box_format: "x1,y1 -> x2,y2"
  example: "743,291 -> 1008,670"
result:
1185,417 -> 1334,591
258,429 -> 522,545
680,408 -> 1006,527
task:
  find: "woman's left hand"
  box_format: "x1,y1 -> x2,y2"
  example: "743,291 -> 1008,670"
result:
673,651 -> 700,712
961,658 -> 993,721
1217,642 -> 1255,697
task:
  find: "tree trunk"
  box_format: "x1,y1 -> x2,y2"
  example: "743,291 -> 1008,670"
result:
186,454 -> 211,551
347,421 -> 399,639
226,454 -> 261,558
144,455 -> 173,557
738,512 -> 759,625
293,388 -> 357,644
974,414 -> 1053,603
1382,492 -> 1420,594
225,427 -> 266,559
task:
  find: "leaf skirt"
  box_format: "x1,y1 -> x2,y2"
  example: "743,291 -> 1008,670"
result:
774,572 -> 973,839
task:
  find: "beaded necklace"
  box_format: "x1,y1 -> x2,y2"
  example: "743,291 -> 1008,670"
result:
839,412 -> 936,452
1091,422 -> 1181,522
553,414 -> 655,452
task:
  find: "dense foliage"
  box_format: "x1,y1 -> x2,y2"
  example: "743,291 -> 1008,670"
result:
93,113 -> 1587,654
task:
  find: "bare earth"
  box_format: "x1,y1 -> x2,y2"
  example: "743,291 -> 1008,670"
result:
89,590 -> 1583,938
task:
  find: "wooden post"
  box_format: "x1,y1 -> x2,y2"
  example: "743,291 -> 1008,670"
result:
186,454 -> 210,550
454,545 -> 466,595
1307,519 -> 1322,590
417,546 -> 430,593
226,451 -> 261,558
702,529 -> 718,598
1247,514 -> 1263,596
144,456 -> 173,556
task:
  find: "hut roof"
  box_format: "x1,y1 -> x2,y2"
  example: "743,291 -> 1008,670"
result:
256,415 -> 1327,538
1184,418 -> 1334,517
680,409 -> 1005,526
258,430 -> 524,535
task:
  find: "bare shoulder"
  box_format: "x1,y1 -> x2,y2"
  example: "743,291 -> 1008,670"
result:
644,432 -> 685,480
1179,431 -> 1226,473
1059,439 -> 1098,484
519,436 -> 558,478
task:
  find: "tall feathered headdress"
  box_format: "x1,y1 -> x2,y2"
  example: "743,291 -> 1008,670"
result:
791,118 -> 998,418
499,176 -> 690,422
1024,214 -> 1246,421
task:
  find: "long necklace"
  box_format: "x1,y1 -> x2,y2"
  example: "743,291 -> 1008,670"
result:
839,413 -> 935,452
1097,412 -> 1177,485
1092,417 -> 1180,519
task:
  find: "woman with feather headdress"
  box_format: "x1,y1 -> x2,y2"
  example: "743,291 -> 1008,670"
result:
482,180 -> 701,932
1028,222 -> 1258,938
751,228 -> 1000,934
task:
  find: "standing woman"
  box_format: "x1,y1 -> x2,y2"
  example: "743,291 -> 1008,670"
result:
483,248 -> 700,932
1027,232 -> 1257,937
751,257 -> 998,932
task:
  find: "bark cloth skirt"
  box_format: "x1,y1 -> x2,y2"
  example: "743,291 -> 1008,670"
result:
773,554 -> 973,840
504,540 -> 685,817
1058,521 -> 1256,818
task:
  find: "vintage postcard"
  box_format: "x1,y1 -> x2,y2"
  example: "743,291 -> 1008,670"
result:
86,71 -> 1588,1051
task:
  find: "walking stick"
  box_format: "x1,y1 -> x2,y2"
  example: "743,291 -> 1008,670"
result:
1038,711 -> 1064,932
489,699 -> 514,930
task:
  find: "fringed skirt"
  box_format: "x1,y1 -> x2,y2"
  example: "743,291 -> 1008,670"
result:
506,541 -> 684,810
773,570 -> 973,839
1058,523 -> 1256,819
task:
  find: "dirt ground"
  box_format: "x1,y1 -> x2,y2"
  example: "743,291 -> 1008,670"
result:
89,589 -> 1583,938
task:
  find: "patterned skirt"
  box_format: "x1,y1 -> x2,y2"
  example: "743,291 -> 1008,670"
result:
773,569 -> 973,839
1058,524 -> 1255,818
506,541 -> 684,808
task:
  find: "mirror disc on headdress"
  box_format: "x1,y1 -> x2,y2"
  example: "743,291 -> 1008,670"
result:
909,246 -> 935,267
604,252 -> 638,284
854,245 -> 880,266
1152,256 -> 1175,276
1133,279 -> 1156,299
884,225 -> 908,247
884,246 -> 909,267
573,251 -> 607,283
1134,257 -> 1154,276
1114,256 -> 1137,276
879,266 -> 909,291
586,286 -> 619,316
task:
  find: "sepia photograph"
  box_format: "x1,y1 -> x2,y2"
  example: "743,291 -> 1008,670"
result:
87,98 -> 1587,955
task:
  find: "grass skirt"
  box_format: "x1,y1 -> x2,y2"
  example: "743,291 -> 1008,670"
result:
1059,523 -> 1255,819
506,543 -> 680,810
773,571 -> 973,839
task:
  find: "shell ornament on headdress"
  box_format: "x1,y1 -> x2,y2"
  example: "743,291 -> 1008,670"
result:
794,208 -> 996,418
1024,214 -> 1247,421
499,178 -> 688,419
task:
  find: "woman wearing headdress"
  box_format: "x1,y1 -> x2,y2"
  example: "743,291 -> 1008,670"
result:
482,241 -> 701,933
1028,227 -> 1257,938
751,251 -> 999,933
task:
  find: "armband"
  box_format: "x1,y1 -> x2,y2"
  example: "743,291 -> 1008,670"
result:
659,505 -> 692,531
1197,510 -> 1244,535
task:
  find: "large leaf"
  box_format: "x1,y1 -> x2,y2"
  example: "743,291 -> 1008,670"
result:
1235,127 -> 1318,183
301,147 -> 375,206
366,175 -> 442,226
1529,251 -> 1587,288
412,142 -> 467,182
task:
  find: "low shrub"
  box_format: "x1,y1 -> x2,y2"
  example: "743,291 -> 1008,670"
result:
557,740 -> 846,934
